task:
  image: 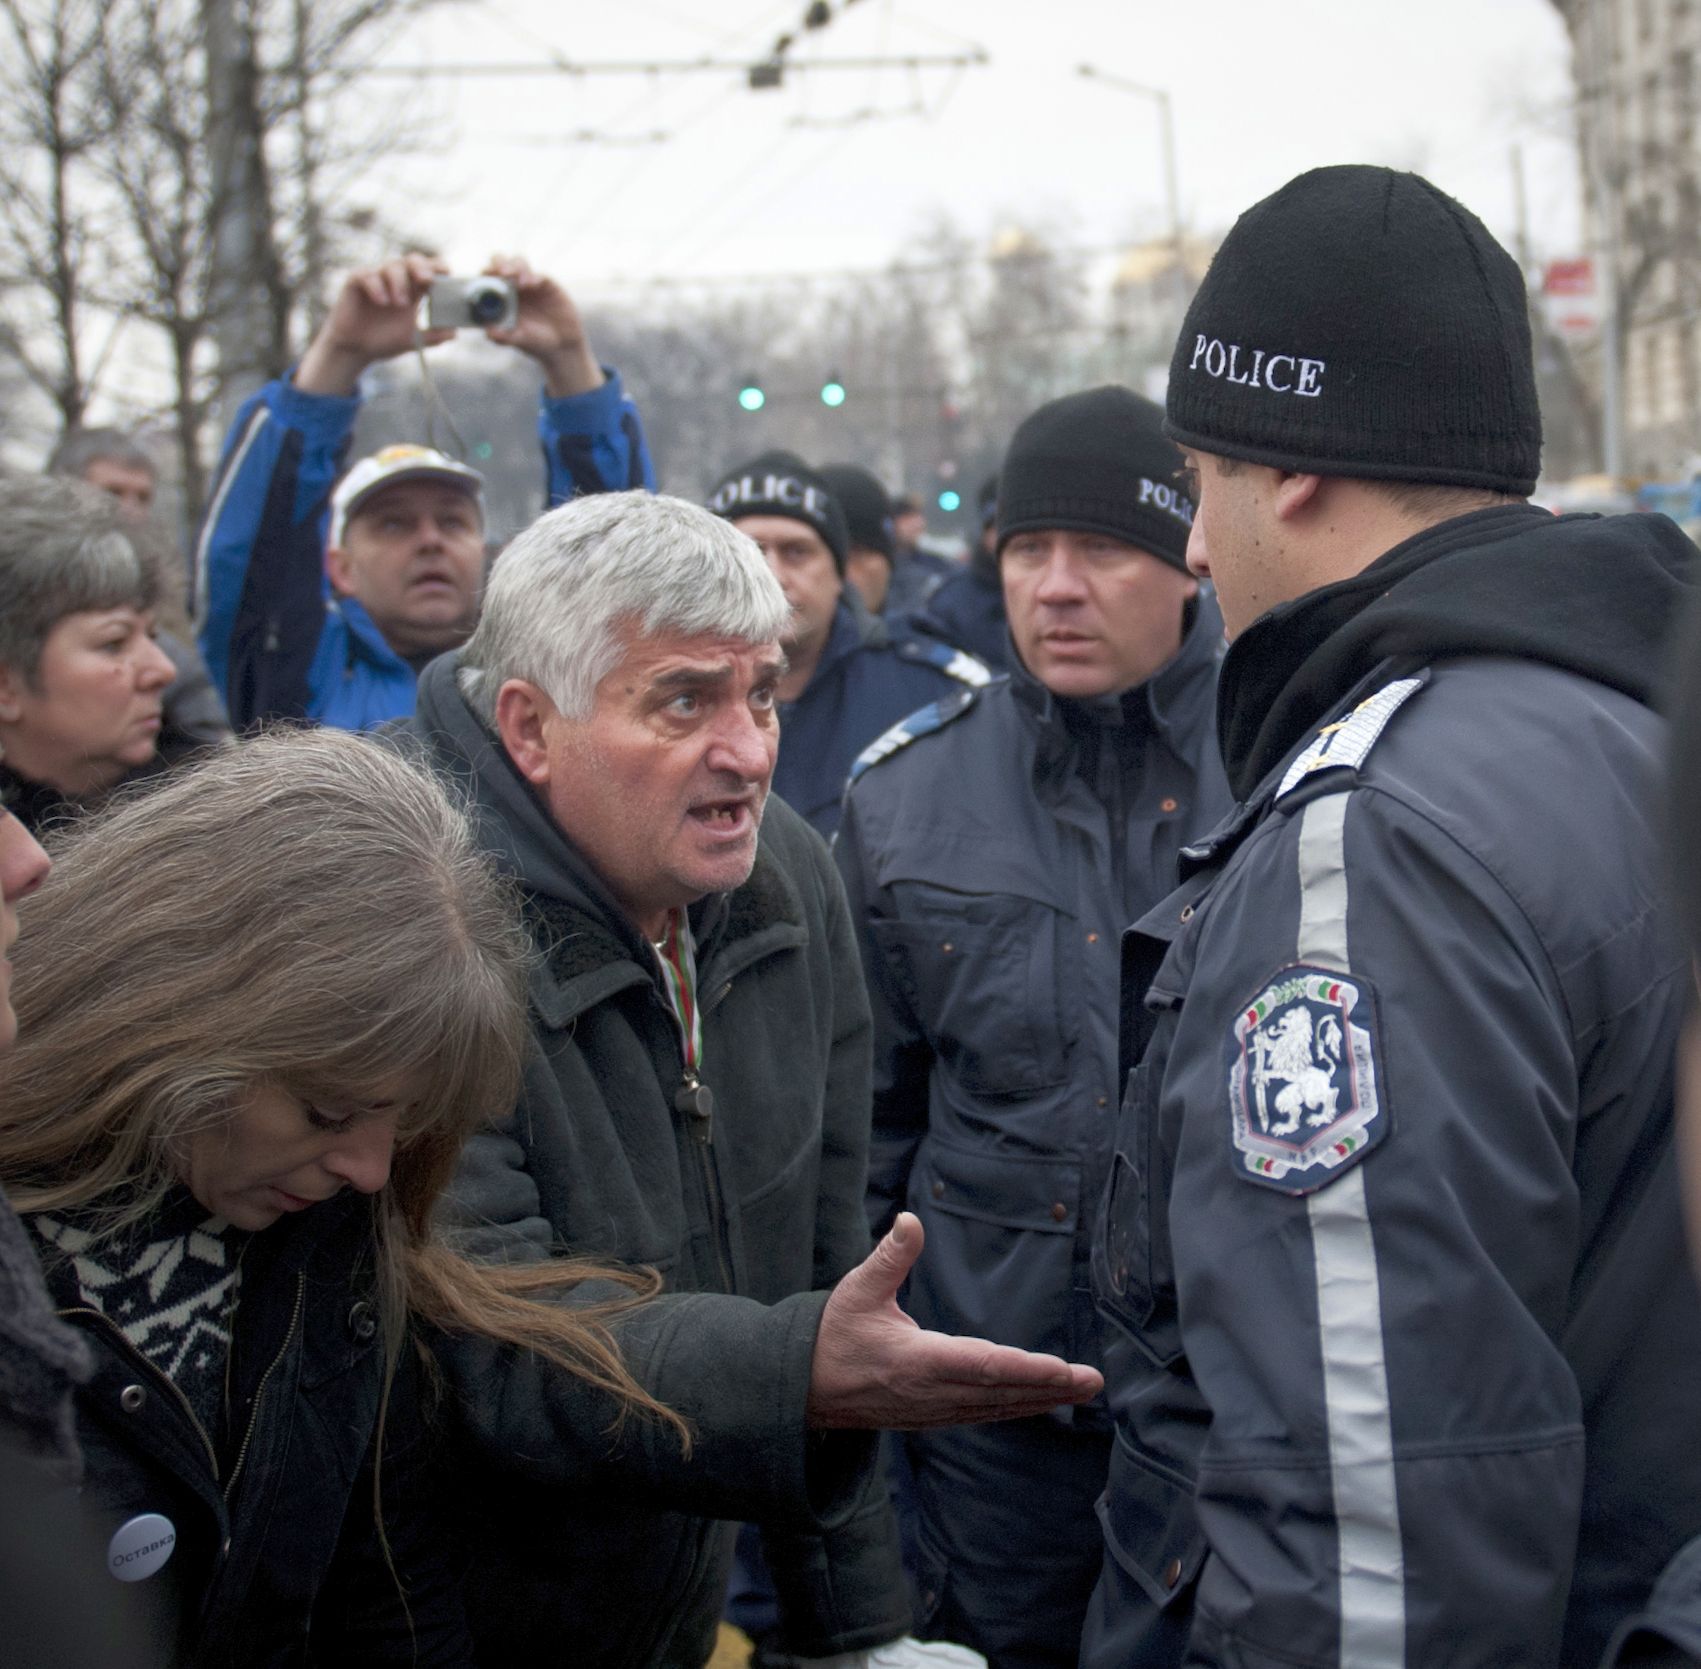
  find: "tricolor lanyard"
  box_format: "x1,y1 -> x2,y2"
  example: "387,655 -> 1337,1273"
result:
651,907 -> 704,1078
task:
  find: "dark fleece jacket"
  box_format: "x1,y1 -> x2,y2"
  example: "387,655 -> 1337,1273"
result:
404,654 -> 907,1669
1217,503 -> 1695,799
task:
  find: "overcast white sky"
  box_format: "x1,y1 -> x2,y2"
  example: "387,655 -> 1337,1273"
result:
360,0 -> 1583,299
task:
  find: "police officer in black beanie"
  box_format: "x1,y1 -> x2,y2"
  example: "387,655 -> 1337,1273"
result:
835,385 -> 1232,1669
707,450 -> 988,840
1083,164 -> 1700,1669
819,463 -> 900,617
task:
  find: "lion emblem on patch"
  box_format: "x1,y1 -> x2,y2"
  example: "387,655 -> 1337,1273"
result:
1226,965 -> 1386,1193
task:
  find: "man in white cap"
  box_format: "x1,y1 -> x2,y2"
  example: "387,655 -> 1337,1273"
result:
196,252 -> 653,731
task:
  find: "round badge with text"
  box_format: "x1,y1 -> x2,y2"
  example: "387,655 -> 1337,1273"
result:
108,1513 -> 177,1582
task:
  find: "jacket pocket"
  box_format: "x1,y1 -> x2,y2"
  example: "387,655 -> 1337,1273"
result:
1091,1063 -> 1183,1368
1095,1429 -> 1206,1613
906,1138 -> 1079,1360
871,891 -> 1067,1095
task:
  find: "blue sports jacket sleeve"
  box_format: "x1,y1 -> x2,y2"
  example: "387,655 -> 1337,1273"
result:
541,368 -> 656,501
195,377 -> 357,728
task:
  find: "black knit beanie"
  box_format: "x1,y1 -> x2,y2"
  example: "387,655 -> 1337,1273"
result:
997,386 -> 1194,571
818,464 -> 894,560
707,450 -> 849,572
1166,165 -> 1541,494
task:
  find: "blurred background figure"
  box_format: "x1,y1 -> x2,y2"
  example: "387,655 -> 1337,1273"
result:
47,429 -> 231,752
195,253 -> 652,733
821,463 -> 899,618
0,479 -> 207,835
885,491 -> 956,619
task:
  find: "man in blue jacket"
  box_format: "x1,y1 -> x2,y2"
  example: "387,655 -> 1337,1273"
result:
196,252 -> 653,731
1084,165 -> 1701,1669
708,452 -> 988,839
835,387 -> 1231,1669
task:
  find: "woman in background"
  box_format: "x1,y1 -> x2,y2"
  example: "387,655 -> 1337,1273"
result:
0,477 -> 192,834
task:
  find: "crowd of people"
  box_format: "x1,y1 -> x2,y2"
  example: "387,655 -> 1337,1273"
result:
1,161 -> 1699,1669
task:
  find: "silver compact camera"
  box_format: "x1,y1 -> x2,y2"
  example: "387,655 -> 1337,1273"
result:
426,275 -> 518,331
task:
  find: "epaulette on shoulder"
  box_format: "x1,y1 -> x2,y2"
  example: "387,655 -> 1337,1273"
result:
1274,675 -> 1426,803
849,687 -> 980,784
895,635 -> 993,688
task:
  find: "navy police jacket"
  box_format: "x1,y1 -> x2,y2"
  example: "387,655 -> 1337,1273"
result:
835,604 -> 1229,1379
776,597 -> 989,839
1083,505 -> 1701,1669
195,370 -> 653,732
904,551 -> 1012,674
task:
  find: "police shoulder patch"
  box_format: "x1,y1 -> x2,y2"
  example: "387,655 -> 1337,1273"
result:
1275,676 -> 1425,802
897,636 -> 994,688
1225,962 -> 1388,1194
848,688 -> 979,783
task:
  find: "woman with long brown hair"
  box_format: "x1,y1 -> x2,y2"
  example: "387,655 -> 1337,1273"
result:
0,726 -> 677,1667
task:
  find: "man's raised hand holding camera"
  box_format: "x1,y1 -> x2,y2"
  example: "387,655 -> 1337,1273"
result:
196,251 -> 654,733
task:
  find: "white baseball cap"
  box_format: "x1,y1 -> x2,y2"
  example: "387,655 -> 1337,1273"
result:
328,444 -> 485,549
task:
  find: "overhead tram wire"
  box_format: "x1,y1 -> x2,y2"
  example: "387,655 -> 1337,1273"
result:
556,77 -> 750,252
347,51 -> 988,81
647,111 -> 870,279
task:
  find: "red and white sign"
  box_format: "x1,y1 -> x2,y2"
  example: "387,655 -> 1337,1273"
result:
1543,258 -> 1601,340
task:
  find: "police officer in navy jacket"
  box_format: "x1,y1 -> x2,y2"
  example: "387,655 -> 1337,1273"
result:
1083,165 -> 1701,1669
835,388 -> 1230,1669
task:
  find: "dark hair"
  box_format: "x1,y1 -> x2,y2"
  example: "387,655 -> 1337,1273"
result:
1361,480 -> 1522,519
0,479 -> 160,681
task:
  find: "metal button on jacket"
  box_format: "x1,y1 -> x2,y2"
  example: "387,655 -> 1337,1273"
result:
119,1384 -> 146,1413
346,1300 -> 379,1343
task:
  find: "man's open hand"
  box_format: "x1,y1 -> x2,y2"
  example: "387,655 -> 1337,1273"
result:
807,1213 -> 1103,1430
482,255 -> 604,399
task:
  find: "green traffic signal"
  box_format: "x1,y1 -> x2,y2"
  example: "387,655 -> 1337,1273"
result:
937,489 -> 962,512
738,383 -> 766,412
820,376 -> 846,408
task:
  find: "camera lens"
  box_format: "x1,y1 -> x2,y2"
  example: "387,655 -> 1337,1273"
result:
465,280 -> 509,325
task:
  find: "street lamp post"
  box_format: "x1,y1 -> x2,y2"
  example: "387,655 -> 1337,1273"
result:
1078,64 -> 1185,309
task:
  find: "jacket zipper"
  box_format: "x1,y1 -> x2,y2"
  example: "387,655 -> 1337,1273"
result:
59,1304 -> 222,1482
677,977 -> 737,1294
676,1068 -> 736,1295
222,1272 -> 305,1502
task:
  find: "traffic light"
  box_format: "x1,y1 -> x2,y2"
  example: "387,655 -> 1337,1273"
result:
738,374 -> 766,412
820,372 -> 846,408
937,488 -> 962,512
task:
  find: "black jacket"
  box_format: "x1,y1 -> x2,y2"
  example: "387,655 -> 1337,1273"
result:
0,719 -> 212,841
1084,506 -> 1701,1669
34,1191 -> 469,1668
406,655 -> 907,1669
